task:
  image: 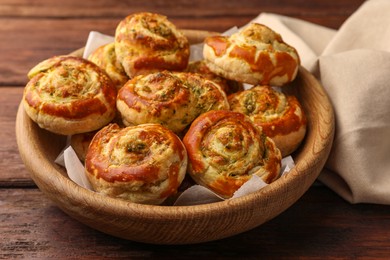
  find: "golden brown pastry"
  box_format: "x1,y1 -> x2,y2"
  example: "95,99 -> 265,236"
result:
87,42 -> 129,89
228,85 -> 307,157
85,123 -> 188,205
70,131 -> 97,162
203,23 -> 300,86
116,70 -> 229,134
23,55 -> 117,135
115,12 -> 190,78
186,60 -> 244,95
183,110 -> 282,198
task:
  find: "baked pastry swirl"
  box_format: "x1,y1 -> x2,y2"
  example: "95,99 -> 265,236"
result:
116,70 -> 229,134
88,42 -> 129,89
115,12 -> 190,78
23,55 -> 117,135
70,131 -> 97,162
85,123 -> 188,205
186,60 -> 243,95
183,110 -> 282,198
228,85 -> 307,157
203,23 -> 300,86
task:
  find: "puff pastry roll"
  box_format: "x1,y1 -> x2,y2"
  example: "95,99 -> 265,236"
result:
85,123 -> 188,205
88,42 -> 129,89
116,70 -> 229,134
186,60 -> 243,95
183,110 -> 281,198
203,23 -> 300,86
228,86 -> 307,157
23,56 -> 117,135
70,131 -> 97,162
115,12 -> 190,78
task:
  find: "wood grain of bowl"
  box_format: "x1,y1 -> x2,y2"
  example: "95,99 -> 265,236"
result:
15,29 -> 335,245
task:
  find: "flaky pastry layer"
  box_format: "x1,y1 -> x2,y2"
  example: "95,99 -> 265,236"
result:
116,70 -> 229,134
183,110 -> 281,198
23,55 -> 117,135
186,60 -> 244,95
203,23 -> 300,86
85,123 -> 188,205
115,12 -> 189,78
228,85 -> 307,157
88,42 -> 129,89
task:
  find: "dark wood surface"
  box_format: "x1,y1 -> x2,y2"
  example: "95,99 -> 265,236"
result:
1,0 -> 389,258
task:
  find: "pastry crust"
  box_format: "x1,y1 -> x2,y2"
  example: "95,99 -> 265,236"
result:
186,60 -> 243,95
85,123 -> 188,205
88,42 -> 129,89
183,110 -> 281,198
23,55 -> 117,135
116,70 -> 229,134
70,131 -> 97,162
115,12 -> 190,78
228,85 -> 307,157
203,23 -> 300,86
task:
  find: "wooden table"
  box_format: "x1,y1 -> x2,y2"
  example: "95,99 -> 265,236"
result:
1,0 -> 389,258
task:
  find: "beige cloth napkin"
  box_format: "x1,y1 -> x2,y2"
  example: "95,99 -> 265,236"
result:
253,0 -> 390,204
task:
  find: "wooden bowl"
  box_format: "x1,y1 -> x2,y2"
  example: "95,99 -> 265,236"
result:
16,29 -> 334,245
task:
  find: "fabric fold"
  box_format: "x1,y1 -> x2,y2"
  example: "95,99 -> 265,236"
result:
251,0 -> 390,204
81,0 -> 390,204
318,49 -> 390,204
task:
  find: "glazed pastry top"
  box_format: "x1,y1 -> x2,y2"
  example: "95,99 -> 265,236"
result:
88,42 -> 129,89
85,123 -> 188,204
183,110 -> 281,198
228,86 -> 306,138
115,12 -> 189,77
117,70 -> 229,133
203,23 -> 300,86
25,55 -> 116,119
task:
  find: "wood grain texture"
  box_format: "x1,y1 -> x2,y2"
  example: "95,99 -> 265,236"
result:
0,87 -> 34,186
1,186 -> 389,258
0,0 -> 364,22
15,31 -> 335,243
0,0 -> 365,86
2,0 -> 389,257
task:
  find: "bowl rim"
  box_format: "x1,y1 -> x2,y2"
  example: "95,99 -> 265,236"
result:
15,28 -> 335,243
16,66 -> 333,215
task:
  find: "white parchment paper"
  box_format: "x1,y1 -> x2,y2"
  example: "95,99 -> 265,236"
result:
55,28 -> 296,205
55,146 -> 294,205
